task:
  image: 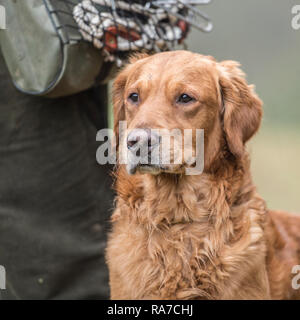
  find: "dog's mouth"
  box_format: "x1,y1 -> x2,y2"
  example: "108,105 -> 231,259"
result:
126,162 -> 162,175
133,164 -> 161,175
126,163 -> 185,175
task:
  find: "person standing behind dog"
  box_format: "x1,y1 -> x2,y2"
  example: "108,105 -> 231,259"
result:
0,47 -> 113,300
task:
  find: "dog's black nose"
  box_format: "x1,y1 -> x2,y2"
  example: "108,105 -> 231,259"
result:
127,128 -> 160,150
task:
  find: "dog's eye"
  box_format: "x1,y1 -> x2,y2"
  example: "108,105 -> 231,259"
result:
177,94 -> 194,104
128,93 -> 139,103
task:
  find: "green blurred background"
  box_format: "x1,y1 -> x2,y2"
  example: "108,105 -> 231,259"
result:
187,0 -> 300,212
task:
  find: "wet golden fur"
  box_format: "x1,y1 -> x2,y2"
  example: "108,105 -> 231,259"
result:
106,51 -> 300,299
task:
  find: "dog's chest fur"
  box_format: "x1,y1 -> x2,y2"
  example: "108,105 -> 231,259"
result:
107,170 -> 271,299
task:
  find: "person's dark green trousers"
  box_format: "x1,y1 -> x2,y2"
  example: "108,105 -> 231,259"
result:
0,53 -> 113,299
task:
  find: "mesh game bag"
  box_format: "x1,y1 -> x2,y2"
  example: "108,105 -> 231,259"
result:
73,0 -> 212,65
0,0 -> 211,97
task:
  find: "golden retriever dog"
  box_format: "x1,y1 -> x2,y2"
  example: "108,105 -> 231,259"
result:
106,50 -> 300,299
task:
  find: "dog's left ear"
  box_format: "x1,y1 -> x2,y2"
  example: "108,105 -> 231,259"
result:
218,60 -> 263,158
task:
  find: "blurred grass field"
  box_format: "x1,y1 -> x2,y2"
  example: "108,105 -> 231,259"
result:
250,125 -> 300,212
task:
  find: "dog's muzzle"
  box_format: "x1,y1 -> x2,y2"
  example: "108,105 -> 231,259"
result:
126,128 -> 161,175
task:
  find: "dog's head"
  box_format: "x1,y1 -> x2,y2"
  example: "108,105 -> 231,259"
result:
113,51 -> 262,175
